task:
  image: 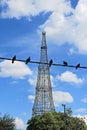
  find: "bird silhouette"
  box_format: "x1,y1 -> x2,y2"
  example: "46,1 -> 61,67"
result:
63,61 -> 68,66
76,63 -> 80,69
25,57 -> 31,64
49,59 -> 53,67
12,55 -> 16,63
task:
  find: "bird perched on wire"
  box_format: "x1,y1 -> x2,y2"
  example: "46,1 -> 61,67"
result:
12,55 -> 16,63
49,59 -> 53,67
25,57 -> 31,64
63,61 -> 68,66
76,63 -> 80,69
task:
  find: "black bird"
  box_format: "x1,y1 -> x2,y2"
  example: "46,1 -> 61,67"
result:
25,57 -> 31,64
49,59 -> 53,67
76,63 -> 80,69
63,61 -> 68,66
12,55 -> 16,63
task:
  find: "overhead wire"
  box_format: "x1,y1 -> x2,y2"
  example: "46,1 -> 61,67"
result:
0,56 -> 87,69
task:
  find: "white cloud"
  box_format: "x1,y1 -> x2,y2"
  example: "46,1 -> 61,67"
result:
53,91 -> 73,106
21,112 -> 27,116
1,0 -> 35,19
28,95 -> 35,100
15,117 -> 25,130
82,98 -> 87,103
75,115 -> 87,125
28,95 -> 35,103
69,48 -> 77,55
0,60 -> 32,79
28,77 -> 37,86
1,0 -> 70,19
39,0 -> 87,54
28,74 -> 55,87
75,108 -> 87,113
81,95 -> 87,103
39,11 -> 73,45
71,0 -> 87,54
1,0 -> 87,53
57,71 -> 83,84
84,115 -> 87,125
28,91 -> 73,107
50,75 -> 56,87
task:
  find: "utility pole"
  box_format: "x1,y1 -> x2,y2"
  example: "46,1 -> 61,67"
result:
62,104 -> 67,130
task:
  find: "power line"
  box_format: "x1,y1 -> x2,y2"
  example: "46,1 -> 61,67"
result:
0,56 -> 87,69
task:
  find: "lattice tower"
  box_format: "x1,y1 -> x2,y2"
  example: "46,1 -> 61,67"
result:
32,32 -> 55,116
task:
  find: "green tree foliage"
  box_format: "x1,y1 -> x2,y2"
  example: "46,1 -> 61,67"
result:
66,107 -> 72,117
27,112 -> 60,130
84,125 -> 87,130
27,111 -> 87,130
0,114 -> 16,130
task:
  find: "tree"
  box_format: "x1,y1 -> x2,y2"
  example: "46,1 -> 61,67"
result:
84,125 -> 87,130
0,114 -> 16,130
27,112 -> 87,130
27,112 -> 60,130
66,108 -> 72,117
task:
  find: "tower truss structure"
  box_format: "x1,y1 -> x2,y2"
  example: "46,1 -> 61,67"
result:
32,32 -> 55,116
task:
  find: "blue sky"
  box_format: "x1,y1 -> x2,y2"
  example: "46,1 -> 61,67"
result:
0,0 -> 87,129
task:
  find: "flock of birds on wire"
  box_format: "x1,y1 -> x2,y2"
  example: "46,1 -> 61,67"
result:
0,55 -> 86,69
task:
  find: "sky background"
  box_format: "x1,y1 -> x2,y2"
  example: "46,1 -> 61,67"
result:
0,0 -> 87,129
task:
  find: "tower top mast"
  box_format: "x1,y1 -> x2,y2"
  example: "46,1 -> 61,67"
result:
40,32 -> 48,64
41,32 -> 47,48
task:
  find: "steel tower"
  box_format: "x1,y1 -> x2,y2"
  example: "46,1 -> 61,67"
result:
32,32 -> 55,116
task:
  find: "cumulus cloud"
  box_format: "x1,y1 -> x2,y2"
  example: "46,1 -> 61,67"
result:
28,91 -> 73,107
15,117 -> 25,130
39,0 -> 87,54
1,0 -> 87,53
53,91 -> 73,106
0,0 -> 70,19
0,60 -> 32,79
0,0 -> 35,19
57,71 -> 83,84
71,0 -> 87,53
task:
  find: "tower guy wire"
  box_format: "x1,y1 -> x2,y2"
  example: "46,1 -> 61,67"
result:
0,56 -> 87,69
